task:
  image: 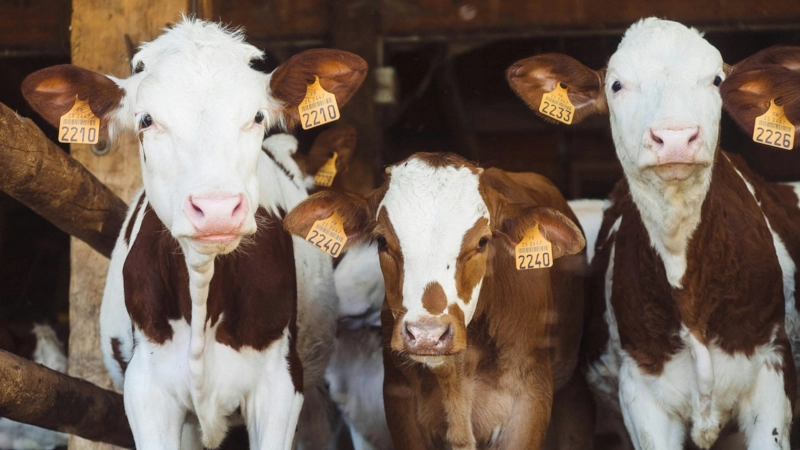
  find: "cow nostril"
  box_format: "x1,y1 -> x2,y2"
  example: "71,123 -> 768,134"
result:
190,199 -> 204,216
404,323 -> 415,342
650,130 -> 663,145
438,324 -> 453,344
689,130 -> 699,143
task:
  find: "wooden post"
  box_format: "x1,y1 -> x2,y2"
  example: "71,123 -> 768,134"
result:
68,2 -> 188,449
332,0 -> 381,194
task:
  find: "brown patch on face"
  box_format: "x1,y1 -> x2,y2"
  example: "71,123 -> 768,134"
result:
421,282 -> 447,315
376,207 -> 405,318
447,304 -> 467,353
110,338 -> 129,374
455,217 -> 490,304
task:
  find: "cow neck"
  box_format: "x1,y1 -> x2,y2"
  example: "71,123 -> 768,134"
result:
624,152 -> 715,288
258,150 -> 309,216
611,154 -> 787,375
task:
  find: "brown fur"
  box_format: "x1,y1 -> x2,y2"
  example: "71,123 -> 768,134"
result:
588,151 -> 797,402
122,202 -> 302,391
455,218 -> 491,304
286,152 -> 590,449
422,282 -> 447,315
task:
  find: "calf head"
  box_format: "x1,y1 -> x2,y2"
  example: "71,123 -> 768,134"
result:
22,19 -> 366,256
509,18 -> 725,186
285,153 -> 583,367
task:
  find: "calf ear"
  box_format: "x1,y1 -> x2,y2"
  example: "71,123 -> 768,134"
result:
506,53 -> 607,124
304,124 -> 358,177
270,49 -> 368,130
721,67 -> 800,148
284,190 -> 372,250
730,46 -> 800,74
21,64 -> 124,129
496,204 -> 585,259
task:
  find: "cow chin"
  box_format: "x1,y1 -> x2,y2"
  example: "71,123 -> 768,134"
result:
649,162 -> 709,182
188,234 -> 245,255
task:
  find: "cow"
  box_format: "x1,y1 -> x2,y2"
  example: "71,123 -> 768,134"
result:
0,322 -> 68,450
21,18 -> 366,450
284,152 -> 592,450
507,18 -> 800,449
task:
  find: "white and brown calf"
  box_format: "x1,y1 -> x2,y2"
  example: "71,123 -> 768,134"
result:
22,19 -> 366,450
286,152 -> 591,450
508,18 -> 800,450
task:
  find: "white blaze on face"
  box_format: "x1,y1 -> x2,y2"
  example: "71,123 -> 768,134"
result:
379,158 -> 489,325
114,21 -> 275,247
605,18 -> 725,177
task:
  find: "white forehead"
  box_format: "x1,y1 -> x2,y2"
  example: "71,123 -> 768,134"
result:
380,158 -> 489,259
608,18 -> 722,81
127,19 -> 272,128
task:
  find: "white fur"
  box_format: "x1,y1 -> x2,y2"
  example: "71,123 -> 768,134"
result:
0,324 -> 68,450
334,242 -> 384,328
98,19 -> 338,449
567,199 -> 605,264
379,158 -> 488,329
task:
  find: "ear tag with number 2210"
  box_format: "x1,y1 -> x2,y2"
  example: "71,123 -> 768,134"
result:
305,212 -> 347,257
753,98 -> 794,150
515,223 -> 553,270
299,76 -> 340,130
539,83 -> 575,125
59,96 -> 100,144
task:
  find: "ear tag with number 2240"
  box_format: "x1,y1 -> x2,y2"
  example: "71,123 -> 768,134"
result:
305,212 -> 347,258
299,76 -> 340,130
515,223 -> 553,270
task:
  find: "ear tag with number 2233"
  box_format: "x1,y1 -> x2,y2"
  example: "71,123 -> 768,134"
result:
539,83 -> 575,125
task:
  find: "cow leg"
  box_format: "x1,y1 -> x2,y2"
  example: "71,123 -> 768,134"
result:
737,364 -> 792,450
124,350 -> 187,450
246,341 -> 304,450
618,359 -> 685,450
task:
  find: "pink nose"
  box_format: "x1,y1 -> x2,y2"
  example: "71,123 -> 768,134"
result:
184,194 -> 248,236
647,126 -> 702,165
402,319 -> 453,355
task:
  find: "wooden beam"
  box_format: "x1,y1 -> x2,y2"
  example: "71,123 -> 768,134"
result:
69,2 -> 189,449
0,349 -> 133,448
0,102 -> 126,258
0,0 -> 70,55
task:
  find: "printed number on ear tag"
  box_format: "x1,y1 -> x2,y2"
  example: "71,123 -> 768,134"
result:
59,96 -> 100,144
299,76 -> 340,130
753,99 -> 795,150
314,152 -> 338,187
305,212 -> 347,257
515,223 -> 553,270
539,83 -> 575,125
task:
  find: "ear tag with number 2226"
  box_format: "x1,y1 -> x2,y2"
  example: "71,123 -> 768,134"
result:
515,223 -> 553,270
305,212 -> 347,258
299,76 -> 340,130
59,96 -> 100,144
539,83 -> 575,125
752,99 -> 795,150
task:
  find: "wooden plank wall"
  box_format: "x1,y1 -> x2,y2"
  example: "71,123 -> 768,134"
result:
68,2 -> 188,449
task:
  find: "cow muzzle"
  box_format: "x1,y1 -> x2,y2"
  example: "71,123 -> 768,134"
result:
392,315 -> 466,357
183,193 -> 249,244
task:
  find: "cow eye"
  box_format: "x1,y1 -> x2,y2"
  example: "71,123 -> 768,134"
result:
376,235 -> 387,250
611,80 -> 622,93
254,111 -> 265,124
713,75 -> 722,87
139,114 -> 153,130
477,237 -> 489,250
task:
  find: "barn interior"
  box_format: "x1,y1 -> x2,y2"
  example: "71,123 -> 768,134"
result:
1,1 -> 800,449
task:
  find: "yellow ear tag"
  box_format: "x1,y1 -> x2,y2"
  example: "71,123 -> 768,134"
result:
299,76 -> 340,130
314,152 -> 338,187
58,96 -> 100,144
515,223 -> 553,270
539,82 -> 575,125
305,212 -> 347,257
753,99 -> 795,150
